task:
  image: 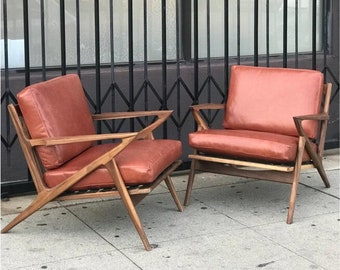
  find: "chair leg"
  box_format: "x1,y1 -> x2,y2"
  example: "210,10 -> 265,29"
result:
311,154 -> 330,188
287,177 -> 299,224
304,139 -> 330,188
1,190 -> 53,233
319,169 -> 330,188
106,160 -> 152,251
165,176 -> 184,212
286,137 -> 305,224
314,160 -> 330,188
184,159 -> 197,206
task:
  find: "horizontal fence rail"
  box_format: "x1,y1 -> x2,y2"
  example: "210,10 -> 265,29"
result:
1,0 -> 339,196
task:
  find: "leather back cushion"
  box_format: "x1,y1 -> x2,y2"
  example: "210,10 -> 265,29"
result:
17,74 -> 95,169
223,65 -> 324,138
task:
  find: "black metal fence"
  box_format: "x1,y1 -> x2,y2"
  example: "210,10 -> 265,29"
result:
1,0 -> 339,196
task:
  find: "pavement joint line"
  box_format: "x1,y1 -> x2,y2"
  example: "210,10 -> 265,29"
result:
299,182 -> 340,200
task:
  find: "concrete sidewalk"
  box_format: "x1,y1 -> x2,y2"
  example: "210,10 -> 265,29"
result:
1,149 -> 339,270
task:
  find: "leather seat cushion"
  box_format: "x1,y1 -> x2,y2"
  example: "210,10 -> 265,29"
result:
189,129 -> 313,163
44,139 -> 182,190
223,65 -> 323,139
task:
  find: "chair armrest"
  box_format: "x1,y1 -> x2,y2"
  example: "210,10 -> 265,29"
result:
293,112 -> 330,163
30,133 -> 138,147
190,103 -> 224,111
293,112 -> 329,137
190,103 -> 224,130
92,110 -> 173,120
294,112 -> 329,122
31,110 -> 174,146
93,110 -> 173,140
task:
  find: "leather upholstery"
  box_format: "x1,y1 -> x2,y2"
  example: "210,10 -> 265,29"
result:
223,65 -> 323,139
17,74 -> 95,169
44,139 -> 182,190
189,129 -> 313,162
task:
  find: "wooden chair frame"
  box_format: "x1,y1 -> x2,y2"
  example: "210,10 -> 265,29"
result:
184,83 -> 332,224
2,105 -> 183,251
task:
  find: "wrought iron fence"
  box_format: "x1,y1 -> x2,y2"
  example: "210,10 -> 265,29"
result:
1,0 -> 339,195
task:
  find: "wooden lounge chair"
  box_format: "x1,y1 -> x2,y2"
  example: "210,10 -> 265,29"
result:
1,74 -> 183,251
184,65 -> 332,224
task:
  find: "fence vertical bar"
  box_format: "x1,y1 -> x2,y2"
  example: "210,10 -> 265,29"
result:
224,0 -> 229,97
143,0 -> 148,112
266,0 -> 270,66
254,0 -> 259,66
312,0 -> 317,70
294,0 -> 299,68
94,0 -> 101,133
76,0 -> 81,76
193,0 -> 199,104
109,0 -> 116,118
323,0 -> 328,78
2,0 -> 10,159
23,0 -> 30,85
2,0 -> 9,89
237,0 -> 241,64
128,0 -> 134,130
60,0 -> 66,75
175,0 -> 181,138
207,0 -> 211,105
1,0 -> 13,194
161,0 -> 168,137
107,0 -> 116,132
110,0 -> 115,83
283,0 -> 288,67
23,0 -> 32,182
322,0 -> 330,82
40,0 -> 46,80
181,0 -> 191,61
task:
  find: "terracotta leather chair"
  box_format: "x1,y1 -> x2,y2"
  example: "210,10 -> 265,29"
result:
2,74 -> 183,251
184,65 -> 332,224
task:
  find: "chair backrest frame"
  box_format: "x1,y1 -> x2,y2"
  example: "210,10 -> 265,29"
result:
317,83 -> 332,156
8,104 -> 47,192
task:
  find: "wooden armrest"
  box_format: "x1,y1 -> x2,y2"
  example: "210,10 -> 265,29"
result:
31,110 -> 173,147
190,103 -> 224,130
30,132 -> 137,147
92,110 -> 173,120
294,112 -> 329,122
293,112 -> 330,164
190,103 -> 224,111
293,112 -> 329,138
93,110 -> 173,140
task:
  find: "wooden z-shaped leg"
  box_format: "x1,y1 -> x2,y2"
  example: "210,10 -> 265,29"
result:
165,176 -> 184,212
1,190 -> 54,233
305,139 -> 330,188
287,137 -> 306,224
105,160 -> 152,251
184,158 -> 197,206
